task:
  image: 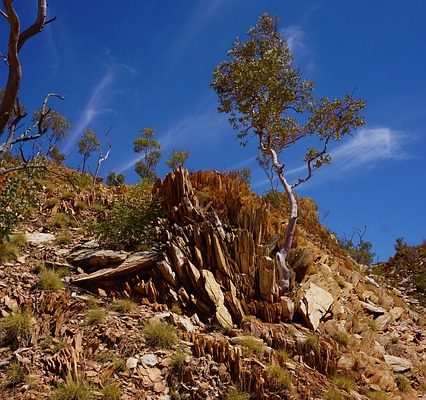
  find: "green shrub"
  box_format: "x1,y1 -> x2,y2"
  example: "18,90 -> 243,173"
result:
5,362 -> 27,387
338,232 -> 374,265
90,181 -> 162,250
226,388 -> 251,400
38,269 -> 63,292
238,336 -> 266,357
0,311 -> 33,347
143,319 -> 177,349
53,378 -> 94,400
112,298 -> 136,314
332,374 -> 356,391
0,175 -> 39,243
323,389 -> 343,400
101,380 -> 121,400
266,365 -> 292,389
84,309 -> 106,325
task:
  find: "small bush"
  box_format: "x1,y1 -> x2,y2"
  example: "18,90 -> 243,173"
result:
143,319 -> 177,349
0,241 -> 18,263
113,298 -> 135,314
323,389 -> 343,400
332,374 -> 356,391
171,350 -> 186,374
50,213 -> 70,228
332,330 -> 351,346
38,269 -> 63,292
267,365 -> 293,389
395,374 -> 411,392
102,381 -> 121,400
5,362 -> 27,387
90,181 -> 162,250
238,336 -> 266,357
53,378 -> 94,400
0,311 -> 33,347
84,309 -> 106,325
226,388 -> 251,400
56,230 -> 73,245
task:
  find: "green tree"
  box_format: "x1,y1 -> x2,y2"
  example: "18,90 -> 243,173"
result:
47,145 -> 65,165
134,127 -> 161,181
339,228 -> 375,265
106,171 -> 125,186
211,13 -> 365,291
78,129 -> 100,172
166,150 -> 190,171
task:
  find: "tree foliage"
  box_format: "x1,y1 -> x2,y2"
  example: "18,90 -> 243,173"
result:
166,150 -> 190,171
134,127 -> 161,181
78,129 -> 100,172
106,171 -> 125,186
211,13 -> 365,291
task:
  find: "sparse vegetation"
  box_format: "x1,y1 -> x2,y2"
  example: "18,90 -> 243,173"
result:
113,298 -> 136,314
305,332 -> 320,351
90,181 -> 162,250
171,350 -> 187,374
323,389 -> 343,400
53,377 -> 94,400
50,212 -> 71,228
266,365 -> 293,389
101,380 -> 121,400
0,241 -> 19,263
0,311 -> 33,347
332,330 -> 351,346
85,296 -> 100,309
142,319 -> 177,349
332,374 -> 356,392
238,336 -> 266,357
56,230 -> 73,245
226,388 -> 251,400
276,348 -> 290,364
9,232 -> 27,247
5,362 -> 27,388
84,309 -> 106,325
395,374 -> 411,392
38,269 -> 63,292
365,390 -> 389,400
366,319 -> 379,332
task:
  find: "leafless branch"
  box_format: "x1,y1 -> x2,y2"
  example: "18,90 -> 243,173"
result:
93,128 -> 112,185
0,8 -> 8,20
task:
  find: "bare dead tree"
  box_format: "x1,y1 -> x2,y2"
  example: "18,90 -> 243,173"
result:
92,129 -> 112,185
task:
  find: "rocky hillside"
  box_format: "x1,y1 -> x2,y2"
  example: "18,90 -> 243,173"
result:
0,168 -> 425,399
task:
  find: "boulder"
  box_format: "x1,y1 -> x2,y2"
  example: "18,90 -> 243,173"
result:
297,282 -> 333,330
24,232 -> 55,244
383,354 -> 412,372
67,249 -> 128,271
360,301 -> 386,315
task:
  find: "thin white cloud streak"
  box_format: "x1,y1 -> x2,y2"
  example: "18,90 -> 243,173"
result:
252,127 -> 407,189
282,26 -> 306,54
63,68 -> 115,154
116,109 -> 227,173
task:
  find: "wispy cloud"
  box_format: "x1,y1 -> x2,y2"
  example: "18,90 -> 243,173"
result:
252,127 -> 407,189
116,108 -> 227,173
63,68 -> 115,154
282,26 -> 306,54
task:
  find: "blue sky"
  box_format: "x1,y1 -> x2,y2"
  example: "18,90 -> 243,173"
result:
1,0 -> 425,260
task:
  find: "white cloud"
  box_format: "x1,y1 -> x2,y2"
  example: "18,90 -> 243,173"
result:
116,108 -> 227,173
252,127 -> 407,189
63,68 -> 115,154
282,26 -> 306,54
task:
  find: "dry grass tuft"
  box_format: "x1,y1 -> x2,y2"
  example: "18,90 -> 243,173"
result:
84,309 -> 106,325
101,380 -> 121,400
38,269 -> 63,292
142,319 -> 177,349
113,298 -> 136,314
266,365 -> 293,389
53,377 -> 94,400
0,311 -> 33,348
226,388 -> 251,400
238,336 -> 266,357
